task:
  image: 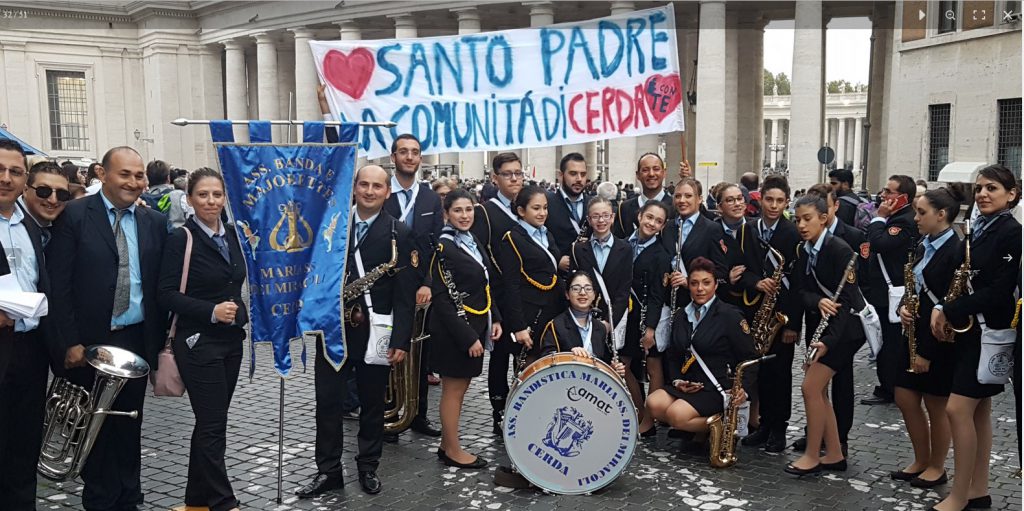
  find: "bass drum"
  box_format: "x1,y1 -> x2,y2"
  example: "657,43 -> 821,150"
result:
503,352 -> 638,494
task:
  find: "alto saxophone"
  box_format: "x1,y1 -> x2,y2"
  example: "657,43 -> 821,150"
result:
941,223 -> 974,341
343,228 -> 398,327
806,254 -> 857,365
706,354 -> 775,468
902,254 -> 920,373
751,246 -> 789,355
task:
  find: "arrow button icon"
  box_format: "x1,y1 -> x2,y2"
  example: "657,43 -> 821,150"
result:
919,9 -> 926,20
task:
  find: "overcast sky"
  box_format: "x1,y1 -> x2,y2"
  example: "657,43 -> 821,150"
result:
764,17 -> 872,86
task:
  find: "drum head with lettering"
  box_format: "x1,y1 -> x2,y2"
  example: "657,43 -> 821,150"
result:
503,358 -> 638,495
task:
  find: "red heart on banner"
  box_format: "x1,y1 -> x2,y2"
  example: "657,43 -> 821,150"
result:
323,48 -> 375,100
643,73 -> 682,123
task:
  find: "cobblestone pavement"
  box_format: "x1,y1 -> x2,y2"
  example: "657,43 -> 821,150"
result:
38,343 -> 1021,511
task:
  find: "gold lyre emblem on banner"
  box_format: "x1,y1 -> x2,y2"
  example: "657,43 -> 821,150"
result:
269,200 -> 313,253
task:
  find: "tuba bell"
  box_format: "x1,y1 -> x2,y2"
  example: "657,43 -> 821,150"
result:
38,345 -> 150,481
383,302 -> 429,434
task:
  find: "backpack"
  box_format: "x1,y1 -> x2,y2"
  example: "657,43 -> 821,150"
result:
839,194 -> 873,231
142,185 -> 174,213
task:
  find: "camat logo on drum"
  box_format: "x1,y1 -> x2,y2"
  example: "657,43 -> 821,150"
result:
542,407 -> 593,457
566,385 -> 613,415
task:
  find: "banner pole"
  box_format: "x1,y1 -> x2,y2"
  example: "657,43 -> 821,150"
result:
170,117 -> 396,128
276,376 -> 285,504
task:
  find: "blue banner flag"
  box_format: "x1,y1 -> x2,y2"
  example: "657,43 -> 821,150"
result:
212,122 -> 359,376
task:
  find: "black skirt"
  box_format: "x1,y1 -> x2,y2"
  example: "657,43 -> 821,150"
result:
428,312 -> 489,379
894,337 -> 955,397
663,385 -> 725,417
817,336 -> 865,373
951,326 -> 1005,399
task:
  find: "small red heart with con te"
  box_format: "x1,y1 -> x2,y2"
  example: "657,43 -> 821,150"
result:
643,73 -> 682,123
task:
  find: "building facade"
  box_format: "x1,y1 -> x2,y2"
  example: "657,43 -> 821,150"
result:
0,1 -> 1019,192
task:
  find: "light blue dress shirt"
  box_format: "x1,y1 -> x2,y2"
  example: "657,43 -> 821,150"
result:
591,234 -> 612,272
804,231 -> 829,274
519,220 -> 549,249
101,192 -> 144,328
685,295 -> 716,330
914,228 -> 955,295
0,206 -> 39,332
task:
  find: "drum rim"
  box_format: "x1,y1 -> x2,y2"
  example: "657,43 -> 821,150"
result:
503,356 -> 638,495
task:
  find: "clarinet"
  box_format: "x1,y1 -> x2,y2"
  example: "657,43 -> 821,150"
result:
638,270 -> 649,379
593,306 -> 621,369
806,254 -> 858,365
435,234 -> 469,322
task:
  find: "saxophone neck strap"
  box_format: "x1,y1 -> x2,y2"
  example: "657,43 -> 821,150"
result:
688,346 -> 728,400
353,247 -> 375,311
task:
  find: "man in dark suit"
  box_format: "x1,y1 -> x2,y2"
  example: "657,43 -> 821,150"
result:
299,164 -> 418,498
0,139 -> 60,508
828,168 -> 864,229
468,152 -> 524,432
862,175 -> 919,406
546,152 -> 591,259
46,146 -> 168,511
613,153 -> 675,239
381,134 -> 443,439
734,176 -> 803,453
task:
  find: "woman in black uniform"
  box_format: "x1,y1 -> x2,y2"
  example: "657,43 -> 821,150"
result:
929,165 -> 1021,511
622,201 -> 670,437
645,257 -> 757,432
495,185 -> 563,367
539,271 -> 626,377
787,195 -> 867,476
891,188 -> 966,488
429,188 -> 503,469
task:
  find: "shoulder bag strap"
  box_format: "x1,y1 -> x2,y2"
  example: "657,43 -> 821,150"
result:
168,228 -> 194,345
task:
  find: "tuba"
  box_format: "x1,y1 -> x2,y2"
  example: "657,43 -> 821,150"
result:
383,303 -> 429,434
38,345 -> 149,481
751,246 -> 789,355
706,354 -> 775,468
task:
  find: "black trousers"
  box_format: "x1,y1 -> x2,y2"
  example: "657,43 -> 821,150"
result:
315,326 -> 390,476
0,330 -> 47,510
66,324 -> 148,511
173,331 -> 242,511
487,331 -> 523,417
757,337 -> 794,430
873,317 -> 901,400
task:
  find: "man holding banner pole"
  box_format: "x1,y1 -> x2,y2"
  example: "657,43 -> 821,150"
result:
382,133 -> 443,441
299,164 -> 418,498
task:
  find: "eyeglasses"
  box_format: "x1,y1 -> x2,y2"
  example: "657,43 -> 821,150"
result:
588,213 -> 613,221
29,184 -> 71,202
496,172 -> 525,180
569,284 -> 594,294
722,196 -> 745,205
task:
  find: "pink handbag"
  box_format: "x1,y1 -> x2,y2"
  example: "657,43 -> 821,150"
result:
150,228 -> 193,397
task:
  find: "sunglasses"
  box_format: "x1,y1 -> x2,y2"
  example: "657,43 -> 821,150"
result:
28,184 -> 71,202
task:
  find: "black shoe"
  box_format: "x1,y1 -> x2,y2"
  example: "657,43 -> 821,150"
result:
439,451 -> 488,469
820,459 -> 848,472
741,426 -> 770,447
860,395 -> 893,405
436,448 -> 446,460
890,468 -> 924,481
784,463 -> 822,476
791,436 -> 807,452
296,473 -> 344,499
383,432 -> 399,444
667,428 -> 694,441
965,495 -> 992,509
639,425 -> 657,439
411,417 -> 442,437
358,470 -> 382,495
764,429 -> 787,453
493,418 -> 503,436
910,471 -> 948,488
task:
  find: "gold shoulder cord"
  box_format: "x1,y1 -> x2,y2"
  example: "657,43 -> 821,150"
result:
1012,298 -> 1022,329
542,320 -> 560,352
477,204 -> 502,274
503,231 -> 558,291
437,243 -> 491,315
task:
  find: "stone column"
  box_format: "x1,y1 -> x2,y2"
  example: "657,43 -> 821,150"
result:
452,7 -> 487,180
254,33 -> 281,139
852,117 -> 863,173
736,14 -> 765,177
604,1 -> 639,186
224,39 -> 248,141
770,118 -> 780,169
524,1 -> 557,182
337,21 -> 362,41
837,117 -> 847,168
694,1 -> 728,187
291,29 -> 319,121
391,14 -> 417,40
787,0 -> 825,190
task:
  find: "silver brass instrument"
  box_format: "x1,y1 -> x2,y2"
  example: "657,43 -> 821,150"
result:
752,246 -> 789,356
941,222 -> 974,340
343,227 -> 399,327
38,345 -> 149,481
806,254 -> 857,365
